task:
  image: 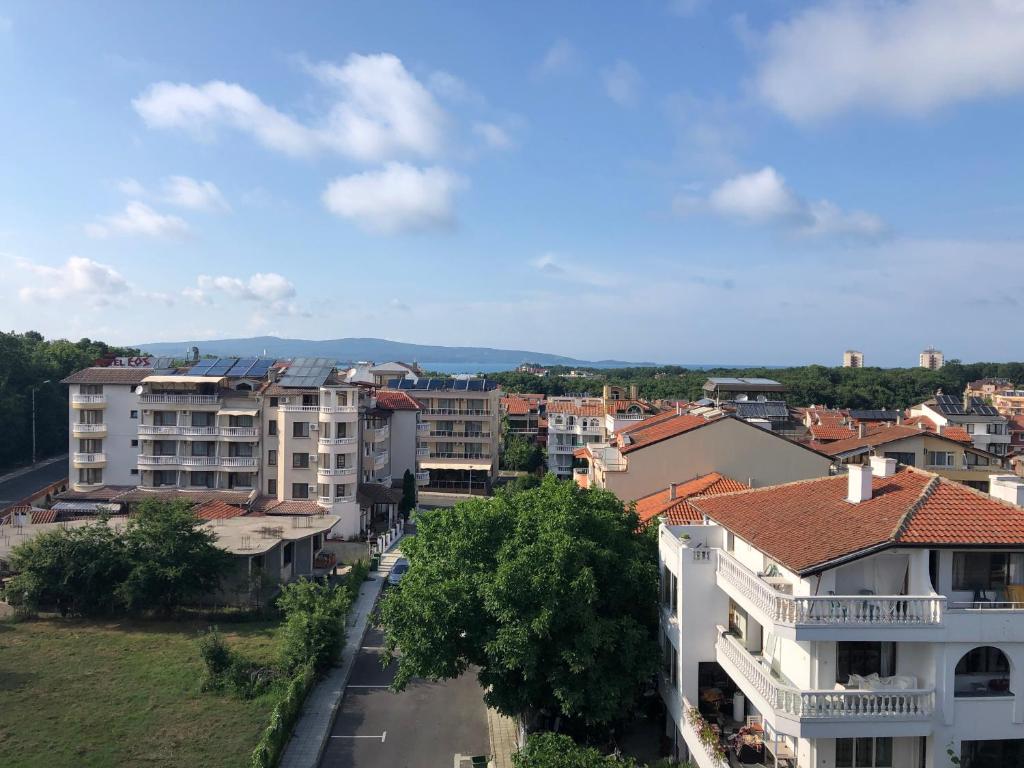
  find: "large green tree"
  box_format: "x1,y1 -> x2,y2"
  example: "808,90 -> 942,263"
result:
379,475 -> 659,728
513,732 -> 639,768
501,433 -> 543,472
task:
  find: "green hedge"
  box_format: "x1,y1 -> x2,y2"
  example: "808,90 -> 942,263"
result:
250,661 -> 315,768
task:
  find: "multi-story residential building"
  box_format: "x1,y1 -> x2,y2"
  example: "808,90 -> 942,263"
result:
821,423 -> 1003,492
842,350 -> 864,368
388,378 -> 501,495
577,412 -> 833,501
703,377 -> 787,406
658,460 -> 1024,767
62,366 -> 154,489
910,393 -> 1011,457
991,390 -> 1024,417
920,347 -> 944,369
60,356 -> 418,540
964,378 -> 1015,401
501,394 -> 545,444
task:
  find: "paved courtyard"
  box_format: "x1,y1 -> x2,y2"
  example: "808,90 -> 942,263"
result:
318,625 -> 490,768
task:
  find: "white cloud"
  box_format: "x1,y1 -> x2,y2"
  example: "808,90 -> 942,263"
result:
134,53 -> 446,162
538,39 -> 577,75
162,176 -> 230,212
603,60 -> 642,106
85,201 -> 189,239
116,177 -> 146,197
473,122 -> 512,149
185,272 -> 306,315
322,163 -> 465,234
691,166 -> 886,238
531,252 -> 615,288
754,0 -> 1024,121
16,256 -> 131,306
428,71 -> 480,103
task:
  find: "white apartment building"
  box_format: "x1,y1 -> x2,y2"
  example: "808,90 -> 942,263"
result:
911,393 -> 1011,457
389,378 -> 501,495
920,348 -> 944,370
659,458 -> 1024,767
843,351 -> 864,368
61,357 -> 421,540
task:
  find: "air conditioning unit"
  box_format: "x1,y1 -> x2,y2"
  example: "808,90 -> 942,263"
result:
279,397 -> 290,404
307,484 -> 316,493
310,423 -> 319,431
309,454 -> 317,463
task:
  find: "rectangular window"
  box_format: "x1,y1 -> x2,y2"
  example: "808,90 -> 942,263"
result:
189,471 -> 214,488
835,737 -> 893,767
966,423 -> 975,434
883,451 -> 916,467
318,483 -> 331,498
77,468 -> 102,484
130,468 -> 138,476
191,412 -> 213,427
291,483 -> 309,499
131,439 -> 139,447
268,421 -> 277,436
293,422 -> 309,438
292,453 -> 309,469
952,551 -> 1024,591
335,483 -> 347,497
925,450 -> 953,466
268,479 -> 277,495
837,642 -> 895,682
153,470 -> 176,486
335,453 -> 347,469
268,449 -> 277,465
270,397 -> 279,407
130,410 -> 138,419
191,442 -> 214,457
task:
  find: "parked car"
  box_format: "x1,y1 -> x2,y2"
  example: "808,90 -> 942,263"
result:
388,557 -> 409,585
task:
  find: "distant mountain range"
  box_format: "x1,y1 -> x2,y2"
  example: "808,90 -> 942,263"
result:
133,336 -> 655,369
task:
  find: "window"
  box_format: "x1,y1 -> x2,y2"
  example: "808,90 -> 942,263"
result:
283,542 -> 294,566
952,551 -> 1024,592
291,483 -> 309,499
883,451 -> 916,467
268,421 -> 277,436
130,468 -> 138,475
661,633 -> 678,688
293,422 -> 309,438
961,739 -> 1024,765
726,531 -> 736,552
192,412 -> 213,427
965,452 -> 990,467
267,479 -> 277,495
153,470 -> 176,486
191,442 -> 214,457
836,737 -> 893,767
230,443 -> 253,458
660,564 -> 678,614
130,410 -> 138,419
925,450 -> 954,467
292,453 -> 309,469
78,468 -> 102,484
955,646 -> 1011,697
966,423 -> 975,434
837,642 -> 895,682
190,471 -> 214,488
268,449 -> 277,465
131,439 -> 139,447
229,414 -> 253,427
270,397 -> 279,407
335,453 -> 348,469
335,483 -> 347,498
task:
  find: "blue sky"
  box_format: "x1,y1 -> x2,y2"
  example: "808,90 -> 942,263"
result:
2,0 -> 1024,366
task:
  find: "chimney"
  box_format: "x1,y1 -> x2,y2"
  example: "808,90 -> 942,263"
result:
857,422 -> 866,438
896,412 -> 903,425
990,475 -> 1024,506
668,483 -> 680,501
676,403 -> 682,416
847,464 -> 873,503
937,424 -> 945,435
602,384 -> 611,400
917,421 -> 925,430
870,455 -> 897,477
629,383 -> 639,400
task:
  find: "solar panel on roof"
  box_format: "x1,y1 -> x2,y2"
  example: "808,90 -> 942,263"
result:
190,360 -> 215,374
227,357 -> 258,376
278,357 -> 334,387
453,380 -> 468,390
205,358 -> 237,376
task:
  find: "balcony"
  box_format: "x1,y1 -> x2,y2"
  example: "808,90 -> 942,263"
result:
548,444 -> 578,454
366,424 -> 390,442
415,470 -> 430,486
319,493 -> 356,507
71,394 -> 106,408
220,426 -> 259,438
716,549 -> 944,640
423,430 -> 493,440
318,436 -> 358,447
279,404 -> 320,413
73,452 -> 106,466
139,393 -> 221,406
416,422 -> 429,434
416,446 -> 430,458
422,408 -> 492,417
138,455 -> 219,467
139,425 -> 219,437
320,404 -> 358,414
372,450 -> 388,468
220,457 -> 258,468
715,627 -> 934,735
317,466 -> 356,478
72,423 -> 107,435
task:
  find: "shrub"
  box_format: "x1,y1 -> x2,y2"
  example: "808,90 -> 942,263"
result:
276,578 -> 351,674
198,627 -> 234,689
250,662 -> 315,768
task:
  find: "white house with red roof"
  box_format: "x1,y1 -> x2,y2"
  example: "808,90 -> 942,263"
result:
658,458 -> 1024,767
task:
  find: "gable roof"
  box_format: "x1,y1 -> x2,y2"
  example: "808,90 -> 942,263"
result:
809,424 -> 857,441
61,368 -> 152,385
690,467 -> 1024,575
375,390 -> 420,411
193,500 -> 247,520
501,396 -> 532,415
617,413 -> 712,453
822,424 -> 979,458
633,473 -> 748,526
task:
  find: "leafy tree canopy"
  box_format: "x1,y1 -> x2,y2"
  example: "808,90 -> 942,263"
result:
379,475 -> 659,727
513,732 -> 638,768
501,433 -> 544,472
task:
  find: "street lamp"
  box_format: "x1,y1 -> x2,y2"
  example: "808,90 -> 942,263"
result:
31,380 -> 51,465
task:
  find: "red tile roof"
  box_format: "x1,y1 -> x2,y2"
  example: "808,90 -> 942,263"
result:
547,401 -> 605,417
264,500 -> 323,515
690,467 -> 1024,575
633,473 -> 748,526
617,414 -> 713,454
822,424 -> 976,457
193,500 -> 247,520
809,425 -> 856,441
61,368 -> 153,385
501,396 -> 532,415
375,390 -> 420,411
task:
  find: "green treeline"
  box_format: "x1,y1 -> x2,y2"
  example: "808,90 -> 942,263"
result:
0,331 -> 139,470
489,360 -> 1024,410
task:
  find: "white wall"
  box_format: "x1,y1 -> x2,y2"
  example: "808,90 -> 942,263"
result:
388,409 -> 417,482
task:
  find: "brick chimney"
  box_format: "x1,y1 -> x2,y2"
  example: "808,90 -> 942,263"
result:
937,424 -> 946,435
668,482 -> 680,501
629,383 -> 639,400
858,422 -> 866,438
847,464 -> 873,503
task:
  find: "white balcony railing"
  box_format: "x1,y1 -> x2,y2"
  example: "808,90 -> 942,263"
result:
220,426 -> 259,437
373,450 -> 388,467
220,457 -> 258,468
139,394 -> 220,405
73,452 -> 106,464
138,455 -> 218,467
680,698 -> 729,768
320,404 -> 358,414
716,627 -> 934,722
416,422 -> 429,433
415,470 -> 430,485
318,466 -> 356,477
716,550 -> 945,628
416,446 -> 430,458
422,408 -> 492,416
367,424 -> 390,441
280,404 -> 320,413
548,444 -> 578,454
72,394 -> 106,405
73,423 -> 107,433
318,495 -> 333,506
318,436 -> 357,447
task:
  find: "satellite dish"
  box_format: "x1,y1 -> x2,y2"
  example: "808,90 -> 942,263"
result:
135,385 -> 144,395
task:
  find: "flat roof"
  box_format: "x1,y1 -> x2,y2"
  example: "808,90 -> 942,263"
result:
704,377 -> 785,389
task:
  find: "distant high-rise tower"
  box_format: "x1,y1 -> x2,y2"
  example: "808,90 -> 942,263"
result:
920,347 -> 944,370
843,350 -> 864,368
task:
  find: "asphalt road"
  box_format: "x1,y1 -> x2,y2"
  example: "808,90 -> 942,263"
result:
0,457 -> 68,508
319,626 -> 490,768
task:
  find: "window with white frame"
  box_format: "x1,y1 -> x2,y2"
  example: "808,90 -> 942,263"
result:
835,737 -> 892,767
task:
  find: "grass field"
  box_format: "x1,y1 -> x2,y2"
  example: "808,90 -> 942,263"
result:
0,617 -> 282,768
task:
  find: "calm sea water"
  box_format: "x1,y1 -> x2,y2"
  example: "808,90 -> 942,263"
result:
422,362 -> 518,375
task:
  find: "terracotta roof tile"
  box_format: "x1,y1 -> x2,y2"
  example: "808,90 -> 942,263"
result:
193,500 -> 247,520
633,473 -> 748,526
809,425 -> 856,441
61,368 -> 152,385
618,414 -> 712,454
375,390 -> 420,411
690,467 -> 1024,575
501,396 -> 532,415
822,424 -> 976,457
264,500 -> 323,516
547,401 -> 605,417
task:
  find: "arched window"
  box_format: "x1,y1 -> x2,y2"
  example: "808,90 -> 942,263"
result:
955,646 -> 1012,697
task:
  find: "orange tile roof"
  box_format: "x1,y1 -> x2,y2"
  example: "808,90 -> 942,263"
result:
605,399 -> 659,414
193,500 -> 247,520
690,467 -> 1024,574
633,473 -> 748,526
547,401 -> 605,417
809,425 -> 856,441
617,414 -> 712,454
822,424 -> 975,456
375,390 -> 420,411
501,396 -> 532,415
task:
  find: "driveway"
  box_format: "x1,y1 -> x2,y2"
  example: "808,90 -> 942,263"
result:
318,625 -> 490,768
0,456 -> 68,508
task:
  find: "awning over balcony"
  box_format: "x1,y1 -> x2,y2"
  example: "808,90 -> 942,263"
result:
141,375 -> 226,386
219,408 -> 259,416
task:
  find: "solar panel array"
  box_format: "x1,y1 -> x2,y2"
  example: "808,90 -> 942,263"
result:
933,394 -> 1001,417
277,357 -> 336,388
188,357 -> 275,378
389,377 -> 498,392
848,409 -> 900,421
736,401 -> 789,419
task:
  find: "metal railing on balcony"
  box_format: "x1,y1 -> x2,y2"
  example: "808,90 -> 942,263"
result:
318,436 -> 357,447
73,423 -> 107,433
716,549 -> 945,627
72,394 -> 106,405
422,408 -> 492,416
139,393 -> 221,405
716,627 -> 934,721
73,452 -> 106,464
317,466 -> 356,476
320,404 -> 358,414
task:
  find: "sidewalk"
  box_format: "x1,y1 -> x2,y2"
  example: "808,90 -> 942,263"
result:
486,707 -> 520,768
279,538 -> 403,768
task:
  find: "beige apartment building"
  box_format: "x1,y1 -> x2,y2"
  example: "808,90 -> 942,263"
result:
842,349 -> 864,368
387,378 -> 501,494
